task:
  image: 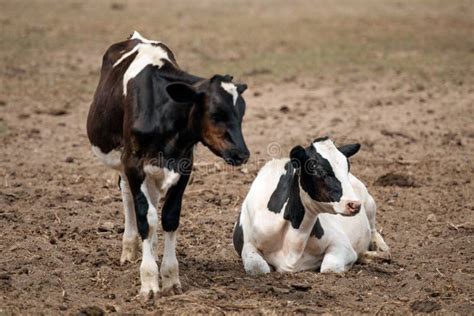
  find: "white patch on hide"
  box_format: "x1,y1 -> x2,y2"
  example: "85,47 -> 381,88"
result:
130,31 -> 159,44
113,45 -> 140,68
113,31 -> 170,96
143,165 -> 181,193
161,168 -> 180,192
91,146 -> 122,170
122,45 -> 169,95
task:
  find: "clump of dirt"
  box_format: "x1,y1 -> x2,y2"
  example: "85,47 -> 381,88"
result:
410,299 -> 441,313
279,105 -> 290,113
374,172 -> 418,187
78,306 -> 105,316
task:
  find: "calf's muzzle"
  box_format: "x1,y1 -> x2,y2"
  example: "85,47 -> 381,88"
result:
344,200 -> 361,216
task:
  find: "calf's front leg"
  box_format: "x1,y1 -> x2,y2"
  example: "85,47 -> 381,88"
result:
365,194 -> 390,254
242,243 -> 271,275
160,174 -> 189,295
161,231 -> 181,295
320,241 -> 357,273
128,169 -> 160,297
369,231 -> 390,254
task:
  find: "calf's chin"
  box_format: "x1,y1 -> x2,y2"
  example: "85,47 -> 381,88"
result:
222,148 -> 250,166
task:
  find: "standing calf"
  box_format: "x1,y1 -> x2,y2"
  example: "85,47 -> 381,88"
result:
233,137 -> 390,275
87,32 -> 249,297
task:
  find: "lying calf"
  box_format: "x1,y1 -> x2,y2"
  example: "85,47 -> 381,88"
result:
233,137 -> 390,275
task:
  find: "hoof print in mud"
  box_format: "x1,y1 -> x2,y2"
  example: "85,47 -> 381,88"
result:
374,172 -> 419,188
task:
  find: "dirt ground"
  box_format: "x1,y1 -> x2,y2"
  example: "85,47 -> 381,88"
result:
1,0 -> 473,314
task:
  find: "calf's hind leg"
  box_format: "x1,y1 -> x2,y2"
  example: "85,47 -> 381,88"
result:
119,173 -> 140,264
365,194 -> 390,253
358,250 -> 391,264
359,194 -> 391,264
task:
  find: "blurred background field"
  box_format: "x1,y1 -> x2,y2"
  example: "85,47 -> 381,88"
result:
2,0 -> 473,89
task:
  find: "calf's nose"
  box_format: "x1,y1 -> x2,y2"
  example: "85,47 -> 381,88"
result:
239,149 -> 250,164
345,200 -> 361,215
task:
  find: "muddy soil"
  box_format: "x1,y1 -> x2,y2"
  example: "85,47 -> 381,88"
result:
1,0 -> 473,314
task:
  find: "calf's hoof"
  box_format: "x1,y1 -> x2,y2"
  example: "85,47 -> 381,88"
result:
369,232 -> 390,253
161,283 -> 183,296
244,261 -> 271,276
320,264 -> 347,274
139,287 -> 160,300
139,289 -> 161,302
161,263 -> 182,296
139,261 -> 160,298
359,250 -> 392,264
121,236 -> 139,264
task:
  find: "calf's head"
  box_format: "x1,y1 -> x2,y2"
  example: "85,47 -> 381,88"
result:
290,137 -> 361,216
166,75 -> 250,165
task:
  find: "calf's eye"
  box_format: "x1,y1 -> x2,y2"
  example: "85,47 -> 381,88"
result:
305,160 -> 318,174
211,112 -> 226,122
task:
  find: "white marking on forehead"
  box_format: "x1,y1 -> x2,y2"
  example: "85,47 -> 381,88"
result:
313,140 -> 347,181
314,140 -> 357,200
220,82 -> 238,106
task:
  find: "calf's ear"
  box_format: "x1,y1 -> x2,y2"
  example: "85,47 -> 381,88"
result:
166,82 -> 203,104
290,145 -> 307,168
236,83 -> 248,94
338,143 -> 361,158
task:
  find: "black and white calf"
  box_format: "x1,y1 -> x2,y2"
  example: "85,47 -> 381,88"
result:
233,137 -> 390,275
87,32 -> 249,296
